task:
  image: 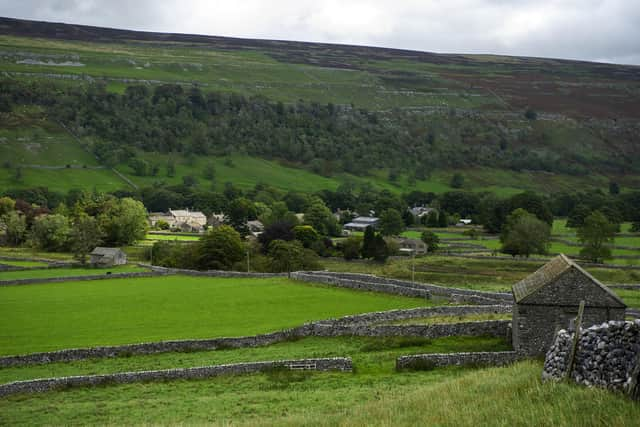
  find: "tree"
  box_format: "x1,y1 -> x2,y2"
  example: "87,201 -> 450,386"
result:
99,197 -> 148,246
609,181 -> 620,195
566,204 -> 591,228
258,220 -> 295,251
421,230 -> 440,252
0,196 -> 15,216
1,211 -> 27,245
167,159 -> 176,177
342,236 -> 362,260
225,198 -> 256,235
500,208 -> 551,257
303,199 -> 338,236
362,226 -> 376,259
268,239 -> 319,274
438,211 -> 448,228
70,215 -> 103,264
293,225 -> 319,248
379,208 -> 404,236
450,173 -> 464,189
426,211 -> 439,227
372,234 -> 389,262
577,211 -> 616,263
197,225 -> 245,270
28,214 -> 71,251
203,162 -> 216,181
402,209 -> 415,227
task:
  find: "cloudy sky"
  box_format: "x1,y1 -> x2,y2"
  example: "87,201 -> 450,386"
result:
1,0 -> 639,65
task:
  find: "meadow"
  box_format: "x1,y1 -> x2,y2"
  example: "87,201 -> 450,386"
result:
2,359 -> 639,426
0,275 -> 428,355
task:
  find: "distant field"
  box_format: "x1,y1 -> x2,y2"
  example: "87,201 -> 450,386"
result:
0,275 -> 427,355
145,233 -> 201,242
0,265 -> 145,281
0,259 -> 49,267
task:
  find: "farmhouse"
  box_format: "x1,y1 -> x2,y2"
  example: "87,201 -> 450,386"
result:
343,216 -> 380,232
395,237 -> 428,255
511,254 -> 626,356
409,206 -> 436,220
89,247 -> 127,267
149,209 -> 208,232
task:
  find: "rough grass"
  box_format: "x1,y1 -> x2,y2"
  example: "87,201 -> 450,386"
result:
1,359 -> 638,426
387,312 -> 512,325
0,275 -> 428,356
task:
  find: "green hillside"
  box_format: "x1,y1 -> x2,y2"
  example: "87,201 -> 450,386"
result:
0,17 -> 638,195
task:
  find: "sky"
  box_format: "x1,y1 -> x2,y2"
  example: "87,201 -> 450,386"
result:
1,0 -> 639,65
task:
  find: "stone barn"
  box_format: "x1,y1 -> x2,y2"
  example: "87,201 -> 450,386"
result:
90,247 -> 127,267
511,254 -> 626,356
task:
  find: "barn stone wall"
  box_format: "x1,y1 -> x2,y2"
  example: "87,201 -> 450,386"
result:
0,358 -> 353,397
513,304 -> 625,356
542,320 -> 640,393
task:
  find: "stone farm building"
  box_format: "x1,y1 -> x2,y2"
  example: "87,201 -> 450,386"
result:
89,247 -> 127,267
149,209 -> 208,232
343,216 -> 380,232
511,254 -> 626,356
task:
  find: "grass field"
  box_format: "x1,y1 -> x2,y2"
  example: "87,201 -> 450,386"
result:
2,359 -> 639,425
0,275 -> 429,355
0,265 -> 145,280
144,233 -> 201,242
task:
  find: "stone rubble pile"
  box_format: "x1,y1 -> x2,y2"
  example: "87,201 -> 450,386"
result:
543,320 -> 640,392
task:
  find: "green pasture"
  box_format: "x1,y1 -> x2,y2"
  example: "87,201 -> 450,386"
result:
0,265 -> 145,281
0,275 -> 427,355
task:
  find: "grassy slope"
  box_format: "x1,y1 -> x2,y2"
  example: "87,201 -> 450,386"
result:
2,360 -> 638,426
0,275 -> 428,355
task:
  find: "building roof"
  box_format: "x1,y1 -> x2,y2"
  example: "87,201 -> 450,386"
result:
169,209 -> 207,219
90,247 -> 125,257
351,216 -> 379,223
512,254 -> 626,306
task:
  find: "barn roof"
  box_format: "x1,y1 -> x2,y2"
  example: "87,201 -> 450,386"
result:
512,254 -> 626,306
90,247 -> 124,257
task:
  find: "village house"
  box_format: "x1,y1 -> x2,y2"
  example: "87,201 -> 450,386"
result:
395,237 -> 428,255
409,206 -> 436,220
343,216 -> 380,232
89,247 -> 127,267
148,209 -> 208,232
511,254 -> 626,356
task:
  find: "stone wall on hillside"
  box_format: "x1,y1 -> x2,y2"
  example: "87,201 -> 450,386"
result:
291,271 -> 512,304
147,265 -> 287,278
542,320 -> 640,392
0,271 -> 165,286
0,358 -> 353,397
396,351 -> 521,370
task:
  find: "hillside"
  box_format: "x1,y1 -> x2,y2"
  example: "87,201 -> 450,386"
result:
0,16 -> 639,195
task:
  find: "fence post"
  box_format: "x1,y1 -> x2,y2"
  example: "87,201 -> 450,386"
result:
565,300 -> 585,381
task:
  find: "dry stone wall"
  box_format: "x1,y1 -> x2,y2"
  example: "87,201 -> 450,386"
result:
147,265 -> 287,278
0,271 -> 165,286
396,351 -> 521,370
292,271 -> 512,304
542,320 -> 640,392
0,358 -> 352,397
